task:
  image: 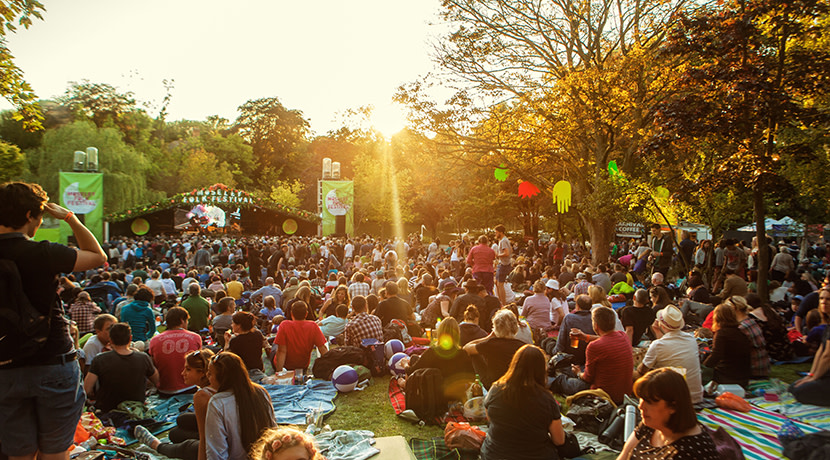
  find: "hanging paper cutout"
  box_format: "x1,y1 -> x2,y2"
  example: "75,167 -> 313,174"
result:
608,160 -> 619,176
494,164 -> 509,181
553,180 -> 572,213
518,181 -> 540,199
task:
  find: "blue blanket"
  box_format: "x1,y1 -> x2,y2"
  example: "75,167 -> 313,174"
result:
115,394 -> 194,446
263,379 -> 339,425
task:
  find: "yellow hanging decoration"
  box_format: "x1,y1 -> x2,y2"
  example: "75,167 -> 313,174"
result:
553,180 -> 572,213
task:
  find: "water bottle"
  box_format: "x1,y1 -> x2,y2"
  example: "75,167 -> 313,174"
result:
624,405 -> 637,440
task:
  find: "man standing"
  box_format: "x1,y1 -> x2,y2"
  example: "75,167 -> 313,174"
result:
494,224 -> 512,305
0,182 -> 107,460
649,223 -> 673,276
466,235 -> 496,295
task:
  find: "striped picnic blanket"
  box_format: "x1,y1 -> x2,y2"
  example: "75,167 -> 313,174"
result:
697,405 -> 822,460
745,379 -> 830,430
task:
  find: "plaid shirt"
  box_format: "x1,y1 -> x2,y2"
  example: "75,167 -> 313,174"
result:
344,312 -> 383,348
348,282 -> 371,299
739,317 -> 770,378
69,300 -> 102,335
572,280 -> 592,296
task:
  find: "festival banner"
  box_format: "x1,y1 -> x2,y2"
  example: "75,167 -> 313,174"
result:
59,172 -> 104,243
320,180 -> 354,236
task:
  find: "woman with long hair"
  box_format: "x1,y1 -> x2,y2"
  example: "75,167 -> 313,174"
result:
319,285 -> 350,318
703,303 -> 752,386
480,344 -> 565,460
135,349 -> 216,460
617,368 -> 718,460
724,296 -> 770,379
205,352 -> 276,459
648,286 -> 672,313
588,285 -> 612,309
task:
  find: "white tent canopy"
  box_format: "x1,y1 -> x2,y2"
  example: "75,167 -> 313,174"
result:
737,216 -> 804,235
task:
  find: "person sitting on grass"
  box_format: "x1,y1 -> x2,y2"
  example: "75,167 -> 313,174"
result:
273,301 -> 329,373
149,306 -> 202,397
403,317 -> 475,402
82,313 -> 117,370
84,322 -> 160,412
317,304 -> 349,338
134,348 -> 216,460
464,309 -> 525,388
225,311 -> 269,383
790,286 -> 830,407
480,344 -> 566,460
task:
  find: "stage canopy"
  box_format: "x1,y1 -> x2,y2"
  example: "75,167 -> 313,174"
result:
105,183 -> 319,237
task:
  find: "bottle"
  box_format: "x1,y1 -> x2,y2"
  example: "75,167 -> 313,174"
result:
470,374 -> 484,398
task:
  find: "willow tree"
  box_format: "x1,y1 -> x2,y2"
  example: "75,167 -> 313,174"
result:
399,0 -> 692,262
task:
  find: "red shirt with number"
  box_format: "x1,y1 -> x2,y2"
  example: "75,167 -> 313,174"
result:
149,328 -> 202,393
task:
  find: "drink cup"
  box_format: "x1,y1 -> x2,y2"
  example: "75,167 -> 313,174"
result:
569,332 -> 580,348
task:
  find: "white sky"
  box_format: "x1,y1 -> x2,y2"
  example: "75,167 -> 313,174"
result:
4,0 -> 446,135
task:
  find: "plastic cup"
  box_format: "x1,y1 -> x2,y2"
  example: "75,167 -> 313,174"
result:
569,331 -> 580,348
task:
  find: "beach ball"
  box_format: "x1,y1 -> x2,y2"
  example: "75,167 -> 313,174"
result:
388,352 -> 409,376
332,365 -> 359,393
385,339 -> 405,359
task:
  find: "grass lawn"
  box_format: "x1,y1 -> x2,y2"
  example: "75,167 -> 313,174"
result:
321,363 -> 812,458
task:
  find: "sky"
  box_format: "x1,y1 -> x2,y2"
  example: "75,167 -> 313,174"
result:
4,0 -> 446,135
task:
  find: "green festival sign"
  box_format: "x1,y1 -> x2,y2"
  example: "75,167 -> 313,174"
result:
321,180 -> 354,236
60,172 -> 104,243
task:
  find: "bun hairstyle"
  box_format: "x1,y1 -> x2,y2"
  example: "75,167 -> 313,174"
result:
464,305 -> 480,322
232,310 -> 256,330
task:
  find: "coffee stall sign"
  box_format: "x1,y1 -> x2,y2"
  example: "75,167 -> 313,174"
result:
616,222 -> 645,238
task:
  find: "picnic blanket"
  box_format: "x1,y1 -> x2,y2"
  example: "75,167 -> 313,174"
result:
388,377 -> 468,424
697,405 -> 823,460
263,379 -> 338,425
409,437 -> 478,460
744,380 -> 830,431
314,430 -> 379,460
114,394 -> 194,446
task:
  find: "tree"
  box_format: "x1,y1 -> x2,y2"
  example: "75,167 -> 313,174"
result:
0,138 -> 23,182
643,0 -> 830,299
61,81 -> 156,147
232,97 -> 310,189
24,121 -> 163,213
0,0 -> 45,130
269,180 -> 304,208
399,0 -> 691,262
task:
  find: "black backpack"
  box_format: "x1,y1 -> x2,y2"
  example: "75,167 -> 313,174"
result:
312,346 -> 367,380
360,338 -> 387,377
0,259 -> 50,365
404,368 -> 446,424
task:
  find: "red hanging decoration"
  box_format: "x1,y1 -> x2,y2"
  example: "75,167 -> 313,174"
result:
518,181 -> 540,199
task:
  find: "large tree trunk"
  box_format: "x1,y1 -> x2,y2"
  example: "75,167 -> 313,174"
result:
754,185 -> 769,301
582,214 -> 615,264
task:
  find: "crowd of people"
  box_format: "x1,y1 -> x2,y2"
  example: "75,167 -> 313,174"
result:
1,180 -> 829,460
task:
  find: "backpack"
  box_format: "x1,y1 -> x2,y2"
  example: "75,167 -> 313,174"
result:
312,346 -> 367,380
405,367 -> 446,424
0,259 -> 50,365
361,338 -> 387,377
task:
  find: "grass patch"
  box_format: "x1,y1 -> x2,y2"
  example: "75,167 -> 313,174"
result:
325,374 -> 444,440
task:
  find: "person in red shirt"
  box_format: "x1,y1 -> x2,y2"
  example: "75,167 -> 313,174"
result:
273,301 -> 329,372
466,235 -> 496,295
148,307 -> 202,396
550,306 -> 633,404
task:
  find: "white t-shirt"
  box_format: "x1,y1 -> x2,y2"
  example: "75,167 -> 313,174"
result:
145,279 -> 166,296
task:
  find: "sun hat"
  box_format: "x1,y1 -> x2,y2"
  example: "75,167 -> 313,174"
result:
656,305 -> 684,330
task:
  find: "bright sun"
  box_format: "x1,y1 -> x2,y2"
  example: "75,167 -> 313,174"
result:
370,102 -> 408,139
